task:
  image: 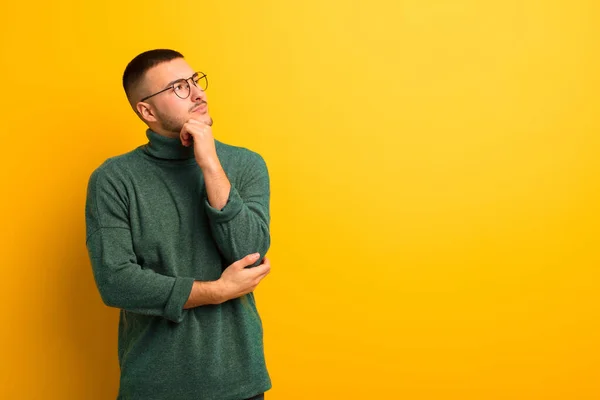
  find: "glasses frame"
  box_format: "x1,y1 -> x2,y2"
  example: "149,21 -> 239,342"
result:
140,72 -> 208,102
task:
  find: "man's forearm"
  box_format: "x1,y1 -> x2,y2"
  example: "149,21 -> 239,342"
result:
201,154 -> 270,266
203,164 -> 231,211
183,280 -> 225,309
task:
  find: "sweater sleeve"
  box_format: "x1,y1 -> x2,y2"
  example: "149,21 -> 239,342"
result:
204,153 -> 271,267
85,166 -> 195,323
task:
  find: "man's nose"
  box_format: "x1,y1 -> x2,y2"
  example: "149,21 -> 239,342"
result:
190,81 -> 205,102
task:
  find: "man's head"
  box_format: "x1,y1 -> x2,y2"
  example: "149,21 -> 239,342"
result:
123,49 -> 212,137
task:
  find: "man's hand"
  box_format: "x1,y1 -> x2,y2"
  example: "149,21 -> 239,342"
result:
184,254 -> 271,309
217,254 -> 271,302
180,118 -> 219,170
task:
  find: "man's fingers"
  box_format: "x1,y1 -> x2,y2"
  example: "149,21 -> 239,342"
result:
259,257 -> 270,271
251,258 -> 271,277
187,118 -> 205,126
233,253 -> 261,269
181,121 -> 210,140
185,119 -> 209,130
179,126 -> 192,146
256,267 -> 271,281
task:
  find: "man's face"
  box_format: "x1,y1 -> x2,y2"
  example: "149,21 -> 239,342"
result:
137,58 -> 212,136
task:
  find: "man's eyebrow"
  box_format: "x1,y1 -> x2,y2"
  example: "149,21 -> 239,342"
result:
163,78 -> 184,89
163,73 -> 197,89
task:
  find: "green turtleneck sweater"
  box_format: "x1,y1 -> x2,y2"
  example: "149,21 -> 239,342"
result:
85,129 -> 271,400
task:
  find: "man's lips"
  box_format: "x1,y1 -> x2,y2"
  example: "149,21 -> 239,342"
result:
191,102 -> 207,113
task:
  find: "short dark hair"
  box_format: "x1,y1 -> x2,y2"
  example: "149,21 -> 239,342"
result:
122,49 -> 184,101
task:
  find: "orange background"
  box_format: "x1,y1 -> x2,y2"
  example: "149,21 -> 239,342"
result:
1,1 -> 599,399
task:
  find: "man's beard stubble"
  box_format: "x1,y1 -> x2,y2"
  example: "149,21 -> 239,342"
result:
156,106 -> 213,135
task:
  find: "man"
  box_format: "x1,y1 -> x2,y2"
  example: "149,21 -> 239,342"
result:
85,49 -> 272,400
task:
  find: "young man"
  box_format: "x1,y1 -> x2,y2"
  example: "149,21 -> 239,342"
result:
85,49 -> 272,400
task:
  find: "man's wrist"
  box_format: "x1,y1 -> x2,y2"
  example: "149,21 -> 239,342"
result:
197,158 -> 223,174
186,280 -> 227,308
210,279 -> 228,304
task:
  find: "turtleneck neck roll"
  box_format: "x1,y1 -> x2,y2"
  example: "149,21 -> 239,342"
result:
141,129 -> 196,161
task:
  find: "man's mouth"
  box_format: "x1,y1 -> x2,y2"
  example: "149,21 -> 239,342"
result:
191,102 -> 207,113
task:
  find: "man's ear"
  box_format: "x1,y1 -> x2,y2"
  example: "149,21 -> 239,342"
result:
136,102 -> 158,123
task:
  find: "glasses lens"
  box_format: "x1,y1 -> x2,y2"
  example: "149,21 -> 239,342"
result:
173,80 -> 191,99
194,73 -> 208,91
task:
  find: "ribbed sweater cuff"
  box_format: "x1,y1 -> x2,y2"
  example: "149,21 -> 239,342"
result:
204,186 -> 244,223
164,276 -> 195,322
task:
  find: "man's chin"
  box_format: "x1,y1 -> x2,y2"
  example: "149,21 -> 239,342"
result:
195,115 -> 213,126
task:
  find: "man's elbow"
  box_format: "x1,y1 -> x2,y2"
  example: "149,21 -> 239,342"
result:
98,288 -> 123,309
95,278 -> 128,309
253,230 -> 271,266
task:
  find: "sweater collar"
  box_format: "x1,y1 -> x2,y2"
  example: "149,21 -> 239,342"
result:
142,129 -> 195,160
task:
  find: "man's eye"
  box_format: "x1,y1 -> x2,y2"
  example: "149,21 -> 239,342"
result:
174,83 -> 185,91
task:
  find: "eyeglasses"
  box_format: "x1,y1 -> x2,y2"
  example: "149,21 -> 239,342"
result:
140,72 -> 208,102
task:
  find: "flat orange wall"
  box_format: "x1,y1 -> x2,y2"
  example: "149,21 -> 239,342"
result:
1,1 -> 599,399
